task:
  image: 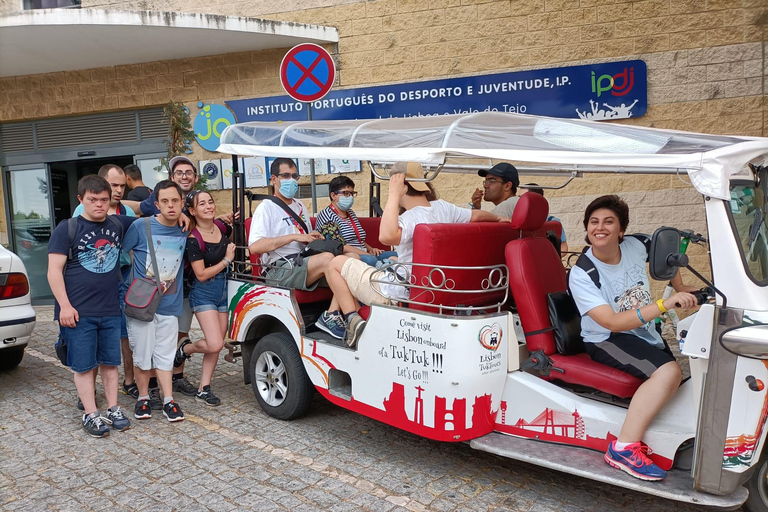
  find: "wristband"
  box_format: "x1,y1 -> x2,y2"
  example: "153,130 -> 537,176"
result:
222,258 -> 232,266
656,299 -> 668,313
636,308 -> 647,324
467,203 -> 476,210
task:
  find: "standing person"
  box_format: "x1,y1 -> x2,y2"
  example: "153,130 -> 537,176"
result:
124,164 -> 152,202
469,162 -> 520,217
173,191 -> 235,406
569,195 -> 698,481
73,164 -> 135,217
315,175 -> 396,266
122,180 -> 188,422
47,175 -> 136,437
524,183 -> 569,254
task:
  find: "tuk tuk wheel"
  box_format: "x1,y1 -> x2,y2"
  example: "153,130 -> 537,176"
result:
249,332 -> 313,420
744,455 -> 768,512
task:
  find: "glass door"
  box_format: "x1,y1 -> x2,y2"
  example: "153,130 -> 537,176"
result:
134,153 -> 168,189
5,165 -> 55,301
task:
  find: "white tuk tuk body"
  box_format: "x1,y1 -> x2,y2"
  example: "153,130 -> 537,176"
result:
219,112 -> 768,508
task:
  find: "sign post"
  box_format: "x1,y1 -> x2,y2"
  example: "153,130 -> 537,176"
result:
280,43 -> 336,215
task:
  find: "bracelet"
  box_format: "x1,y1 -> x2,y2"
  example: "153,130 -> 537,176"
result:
467,203 -> 476,210
656,299 -> 668,313
222,258 -> 231,266
636,308 -> 647,324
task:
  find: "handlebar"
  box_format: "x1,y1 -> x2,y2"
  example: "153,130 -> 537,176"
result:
674,287 -> 713,308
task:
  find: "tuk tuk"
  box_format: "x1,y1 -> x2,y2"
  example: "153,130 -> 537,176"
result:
217,112 -> 768,510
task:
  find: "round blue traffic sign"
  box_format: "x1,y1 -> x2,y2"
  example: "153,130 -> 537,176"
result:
280,43 -> 336,103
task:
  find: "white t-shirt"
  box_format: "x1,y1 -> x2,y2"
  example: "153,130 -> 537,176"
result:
248,198 -> 311,266
569,236 -> 663,348
491,196 -> 518,217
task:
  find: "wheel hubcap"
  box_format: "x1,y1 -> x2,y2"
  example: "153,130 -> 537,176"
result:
254,350 -> 288,407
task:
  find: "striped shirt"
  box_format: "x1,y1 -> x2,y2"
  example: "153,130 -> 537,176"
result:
315,206 -> 366,250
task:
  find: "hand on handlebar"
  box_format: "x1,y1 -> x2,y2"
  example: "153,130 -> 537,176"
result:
664,292 -> 698,310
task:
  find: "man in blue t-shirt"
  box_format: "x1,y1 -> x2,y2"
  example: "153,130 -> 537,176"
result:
48,175 -> 137,438
122,180 -> 188,423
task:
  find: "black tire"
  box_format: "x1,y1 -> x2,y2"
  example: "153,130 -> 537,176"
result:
744,455 -> 768,512
0,345 -> 24,371
249,332 -> 313,420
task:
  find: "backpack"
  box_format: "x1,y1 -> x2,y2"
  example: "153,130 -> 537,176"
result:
183,219 -> 229,285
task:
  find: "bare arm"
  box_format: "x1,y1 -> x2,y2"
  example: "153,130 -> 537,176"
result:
379,174 -> 405,246
122,200 -> 142,216
470,210 -> 501,222
587,292 -> 699,332
47,253 -> 78,327
671,270 -> 699,293
191,243 -> 236,281
248,232 -> 320,255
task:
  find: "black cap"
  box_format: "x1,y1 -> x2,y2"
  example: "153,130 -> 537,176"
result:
478,163 -> 519,186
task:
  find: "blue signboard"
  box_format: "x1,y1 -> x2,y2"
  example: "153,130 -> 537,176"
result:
226,60 -> 646,123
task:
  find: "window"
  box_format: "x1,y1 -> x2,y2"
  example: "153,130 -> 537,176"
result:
729,176 -> 768,284
297,184 -> 329,199
23,0 -> 80,9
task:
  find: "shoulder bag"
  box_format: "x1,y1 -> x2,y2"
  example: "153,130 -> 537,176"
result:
124,219 -> 164,322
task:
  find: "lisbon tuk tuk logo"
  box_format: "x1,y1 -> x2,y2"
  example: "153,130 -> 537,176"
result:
591,66 -> 634,98
194,102 -> 236,152
478,323 -> 502,351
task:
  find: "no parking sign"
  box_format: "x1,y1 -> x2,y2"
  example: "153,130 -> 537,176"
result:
279,43 -> 336,103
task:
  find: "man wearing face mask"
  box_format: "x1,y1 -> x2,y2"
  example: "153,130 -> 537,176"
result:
315,176 -> 397,266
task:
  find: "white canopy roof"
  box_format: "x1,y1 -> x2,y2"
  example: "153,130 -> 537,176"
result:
218,112 -> 768,201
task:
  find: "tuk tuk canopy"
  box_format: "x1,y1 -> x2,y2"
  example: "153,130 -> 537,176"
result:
218,112 -> 768,201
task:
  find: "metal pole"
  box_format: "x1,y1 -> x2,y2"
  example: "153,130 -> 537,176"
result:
307,102 -> 318,215
231,155 -> 245,273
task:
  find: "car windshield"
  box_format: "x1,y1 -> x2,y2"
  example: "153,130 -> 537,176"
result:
729,171 -> 768,284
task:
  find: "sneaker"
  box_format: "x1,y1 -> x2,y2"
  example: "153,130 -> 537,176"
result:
196,385 -> 221,406
604,441 -> 667,481
122,381 -> 139,399
148,387 -> 163,410
104,407 -> 132,432
134,399 -> 152,420
173,376 -> 198,396
174,338 -> 192,368
163,400 -> 185,422
316,310 -> 345,340
82,413 -> 110,438
344,312 -> 367,348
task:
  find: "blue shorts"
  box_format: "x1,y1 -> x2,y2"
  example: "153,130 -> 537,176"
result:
61,316 -> 122,373
188,272 -> 228,313
359,251 -> 398,267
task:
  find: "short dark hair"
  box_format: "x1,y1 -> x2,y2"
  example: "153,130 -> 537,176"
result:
78,175 -> 111,198
270,158 -> 297,176
97,164 -> 123,178
583,194 -> 630,245
329,176 -> 355,196
124,164 -> 142,181
405,181 -> 438,202
525,183 -> 544,196
154,180 -> 183,200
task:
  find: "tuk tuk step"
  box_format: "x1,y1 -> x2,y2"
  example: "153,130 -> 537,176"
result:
470,433 -> 747,509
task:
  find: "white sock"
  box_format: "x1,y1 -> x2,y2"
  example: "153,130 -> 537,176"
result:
163,397 -> 173,405
614,441 -> 633,450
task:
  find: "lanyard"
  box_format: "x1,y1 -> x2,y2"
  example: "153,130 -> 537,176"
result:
330,204 -> 363,245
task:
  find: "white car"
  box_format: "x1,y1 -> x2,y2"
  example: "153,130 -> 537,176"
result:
0,244 -> 36,370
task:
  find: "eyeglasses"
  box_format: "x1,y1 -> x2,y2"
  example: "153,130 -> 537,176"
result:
173,170 -> 196,178
333,190 -> 357,197
276,173 -> 299,180
483,178 -> 504,185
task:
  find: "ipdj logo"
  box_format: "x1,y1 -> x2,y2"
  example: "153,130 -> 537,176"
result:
194,102 -> 236,152
591,67 -> 634,98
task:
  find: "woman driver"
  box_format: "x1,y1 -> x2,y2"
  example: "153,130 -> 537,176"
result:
569,195 -> 699,481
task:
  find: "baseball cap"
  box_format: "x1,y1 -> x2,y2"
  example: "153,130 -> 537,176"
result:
169,155 -> 197,174
478,162 -> 519,186
391,162 -> 430,192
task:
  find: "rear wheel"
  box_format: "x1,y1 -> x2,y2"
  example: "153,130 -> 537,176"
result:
744,455 -> 768,512
0,345 -> 24,371
249,333 -> 313,420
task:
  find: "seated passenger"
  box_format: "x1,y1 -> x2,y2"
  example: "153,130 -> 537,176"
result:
315,176 -> 397,266
248,158 -> 354,338
470,162 -> 519,217
569,195 -> 698,482
525,183 -> 569,254
325,162 -> 505,346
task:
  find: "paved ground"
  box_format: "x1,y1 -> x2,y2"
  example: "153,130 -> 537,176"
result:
0,307 -> 738,511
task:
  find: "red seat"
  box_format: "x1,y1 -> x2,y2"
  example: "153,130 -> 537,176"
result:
506,192 -> 642,398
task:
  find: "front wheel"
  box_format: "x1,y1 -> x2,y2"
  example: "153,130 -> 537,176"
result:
249,333 -> 313,420
0,346 -> 24,371
744,455 -> 768,512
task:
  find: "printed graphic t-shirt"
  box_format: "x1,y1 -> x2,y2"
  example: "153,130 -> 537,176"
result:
48,215 -> 137,320
569,236 -> 663,348
122,216 -> 187,316
72,203 -> 135,268
248,199 -> 310,266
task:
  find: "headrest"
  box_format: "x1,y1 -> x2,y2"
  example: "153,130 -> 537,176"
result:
510,192 -> 549,230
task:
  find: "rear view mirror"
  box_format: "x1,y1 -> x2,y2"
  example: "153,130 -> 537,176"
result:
649,227 -> 686,280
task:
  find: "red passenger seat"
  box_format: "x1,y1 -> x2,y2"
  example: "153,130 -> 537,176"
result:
506,193 -> 642,398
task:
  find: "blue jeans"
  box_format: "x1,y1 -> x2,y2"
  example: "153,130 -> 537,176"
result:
61,316 -> 122,373
188,272 -> 228,313
359,251 -> 398,267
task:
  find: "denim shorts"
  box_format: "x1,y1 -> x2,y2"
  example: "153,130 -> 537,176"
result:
61,316 -> 122,373
188,272 -> 228,313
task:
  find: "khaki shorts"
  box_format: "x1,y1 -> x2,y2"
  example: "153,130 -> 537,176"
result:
341,258 -> 396,306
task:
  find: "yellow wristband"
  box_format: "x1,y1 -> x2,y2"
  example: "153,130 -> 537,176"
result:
656,299 -> 667,313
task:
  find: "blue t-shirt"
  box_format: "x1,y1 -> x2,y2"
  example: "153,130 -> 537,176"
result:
547,215 -> 567,243
139,192 -> 159,217
48,215 -> 137,320
73,203 -> 135,268
569,236 -> 663,348
122,216 -> 187,316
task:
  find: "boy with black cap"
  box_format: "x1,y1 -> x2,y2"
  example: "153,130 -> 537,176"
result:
470,162 -> 520,217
